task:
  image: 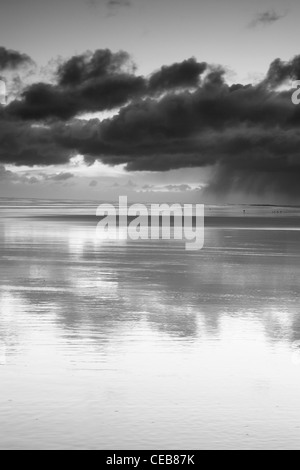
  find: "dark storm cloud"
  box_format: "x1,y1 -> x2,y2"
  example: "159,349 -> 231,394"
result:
50,68 -> 300,197
7,74 -> 146,120
0,119 -> 73,166
249,10 -> 286,28
6,49 -> 145,120
149,59 -> 207,93
6,53 -> 208,121
57,49 -> 134,87
0,47 -> 34,71
2,46 -> 300,199
53,72 -> 294,170
264,56 -> 300,87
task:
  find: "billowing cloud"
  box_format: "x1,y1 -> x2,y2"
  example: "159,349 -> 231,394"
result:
6,52 -> 208,121
5,48 -> 144,120
264,56 -> 300,88
0,120 -> 73,166
2,47 -> 300,200
57,49 -> 134,87
52,73 -> 297,169
149,59 -> 207,93
0,47 -> 34,71
7,74 -> 146,121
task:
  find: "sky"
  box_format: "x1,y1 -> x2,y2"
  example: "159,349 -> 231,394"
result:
0,0 -> 300,202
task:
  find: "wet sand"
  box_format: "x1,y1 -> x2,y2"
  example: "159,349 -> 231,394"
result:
0,201 -> 300,450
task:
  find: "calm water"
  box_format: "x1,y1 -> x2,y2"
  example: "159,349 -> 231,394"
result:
0,200 -> 300,450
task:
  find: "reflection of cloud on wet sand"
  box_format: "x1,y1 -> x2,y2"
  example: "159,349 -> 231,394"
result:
1,216 -> 300,359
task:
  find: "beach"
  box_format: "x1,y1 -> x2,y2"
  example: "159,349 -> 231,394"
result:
0,200 -> 300,450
